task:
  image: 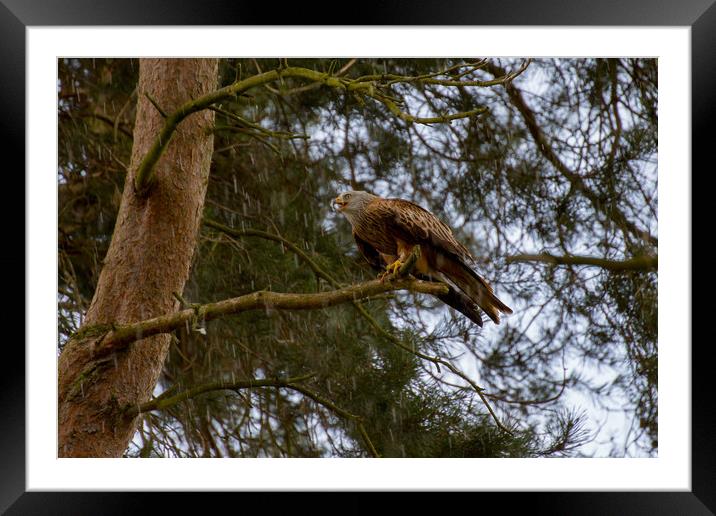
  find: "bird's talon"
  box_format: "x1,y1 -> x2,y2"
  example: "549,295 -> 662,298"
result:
388,260 -> 403,276
378,260 -> 403,281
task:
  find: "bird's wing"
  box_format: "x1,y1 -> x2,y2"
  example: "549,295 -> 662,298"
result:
370,198 -> 512,324
353,230 -> 385,271
376,198 -> 474,263
356,228 -> 483,326
357,196 -> 511,325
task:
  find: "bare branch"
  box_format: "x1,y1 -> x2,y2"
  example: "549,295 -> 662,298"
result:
83,277 -> 449,359
485,61 -> 658,248
506,253 -> 657,272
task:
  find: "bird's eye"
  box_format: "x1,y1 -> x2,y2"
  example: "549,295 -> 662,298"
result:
344,193 -> 351,200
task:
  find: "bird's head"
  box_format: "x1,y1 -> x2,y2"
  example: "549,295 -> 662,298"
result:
332,190 -> 376,217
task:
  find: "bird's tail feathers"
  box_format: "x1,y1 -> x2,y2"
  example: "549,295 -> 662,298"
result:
437,288 -> 484,327
437,255 -> 512,325
415,271 -> 484,327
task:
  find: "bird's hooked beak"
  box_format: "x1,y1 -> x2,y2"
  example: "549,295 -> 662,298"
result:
333,196 -> 347,211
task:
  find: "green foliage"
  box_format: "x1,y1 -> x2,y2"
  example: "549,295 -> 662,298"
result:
58,58 -> 137,338
59,57 -> 657,458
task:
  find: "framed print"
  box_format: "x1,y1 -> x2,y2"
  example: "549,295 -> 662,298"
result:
5,0 -> 711,513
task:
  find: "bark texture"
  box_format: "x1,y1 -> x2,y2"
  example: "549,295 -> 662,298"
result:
58,59 -> 219,457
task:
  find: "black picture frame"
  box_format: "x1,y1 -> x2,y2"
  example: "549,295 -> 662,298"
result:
4,0 -> 710,513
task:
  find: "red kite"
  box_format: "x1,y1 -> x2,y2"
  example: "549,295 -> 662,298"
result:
334,190 -> 512,326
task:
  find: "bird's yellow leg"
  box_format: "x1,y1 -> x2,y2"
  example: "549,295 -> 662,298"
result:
386,260 -> 403,275
378,259 -> 403,281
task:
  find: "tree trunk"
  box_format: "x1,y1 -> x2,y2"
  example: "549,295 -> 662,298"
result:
58,59 -> 219,457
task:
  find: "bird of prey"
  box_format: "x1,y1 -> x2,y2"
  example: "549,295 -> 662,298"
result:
333,190 -> 512,327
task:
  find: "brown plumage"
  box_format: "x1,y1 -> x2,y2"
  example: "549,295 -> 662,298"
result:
334,190 -> 512,326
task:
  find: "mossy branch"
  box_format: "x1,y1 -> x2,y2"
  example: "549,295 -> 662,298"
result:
134,68 -> 288,194
84,277 -> 448,359
133,64 -> 500,195
372,94 -> 487,125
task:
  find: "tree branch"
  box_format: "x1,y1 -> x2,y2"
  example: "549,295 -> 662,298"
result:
373,97 -> 487,125
506,253 -> 657,272
485,61 -> 658,248
128,373 -> 316,416
134,65 -> 499,194
85,277 -> 448,359
128,373 -> 380,457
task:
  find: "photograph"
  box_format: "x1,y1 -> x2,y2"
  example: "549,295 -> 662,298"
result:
2,5 -> 706,510
57,56 -> 659,460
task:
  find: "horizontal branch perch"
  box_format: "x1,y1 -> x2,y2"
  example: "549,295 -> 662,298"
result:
87,278 -> 449,358
506,253 -> 657,272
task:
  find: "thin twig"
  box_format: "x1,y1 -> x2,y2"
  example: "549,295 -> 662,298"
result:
144,92 -> 168,118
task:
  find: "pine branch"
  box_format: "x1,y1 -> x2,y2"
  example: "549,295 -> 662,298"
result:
82,278 -> 449,359
128,373 -> 381,457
